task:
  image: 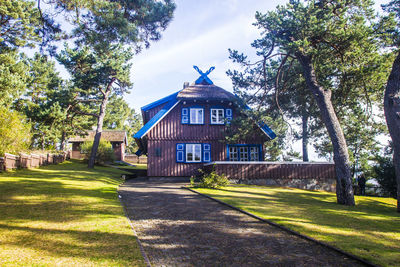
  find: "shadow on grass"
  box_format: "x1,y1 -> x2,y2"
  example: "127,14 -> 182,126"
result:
0,161 -> 143,265
196,186 -> 400,266
0,223 -> 142,264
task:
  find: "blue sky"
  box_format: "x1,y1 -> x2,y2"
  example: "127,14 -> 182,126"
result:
127,0 -> 285,112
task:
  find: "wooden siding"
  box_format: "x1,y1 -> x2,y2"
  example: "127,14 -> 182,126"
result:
142,103 -> 165,124
203,162 -> 336,180
146,101 -> 266,176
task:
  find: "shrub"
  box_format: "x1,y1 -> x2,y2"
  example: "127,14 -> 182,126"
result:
191,167 -> 229,189
0,107 -> 31,156
373,156 -> 397,198
81,140 -> 115,165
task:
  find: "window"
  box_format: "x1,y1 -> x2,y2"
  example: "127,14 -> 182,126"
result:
239,147 -> 249,161
186,144 -> 202,162
228,145 -> 261,161
229,147 -> 238,161
176,143 -> 211,163
190,108 -> 204,124
155,147 -> 162,157
250,147 -> 259,161
211,108 -> 225,124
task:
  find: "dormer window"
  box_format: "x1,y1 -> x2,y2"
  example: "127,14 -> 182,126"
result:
211,109 -> 225,124
190,108 -> 204,124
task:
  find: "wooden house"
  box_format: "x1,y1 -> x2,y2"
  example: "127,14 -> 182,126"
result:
134,67 -> 276,177
69,130 -> 128,161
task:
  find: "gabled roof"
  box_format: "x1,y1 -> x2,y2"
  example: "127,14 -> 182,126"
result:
69,130 -> 128,145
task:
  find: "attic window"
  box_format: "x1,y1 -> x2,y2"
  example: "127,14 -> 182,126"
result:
211,109 -> 224,124
190,108 -> 204,124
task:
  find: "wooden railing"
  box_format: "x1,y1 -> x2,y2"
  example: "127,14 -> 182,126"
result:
0,152 -> 68,171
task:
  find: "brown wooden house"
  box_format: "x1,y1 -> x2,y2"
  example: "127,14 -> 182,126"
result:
69,130 -> 128,161
134,67 -> 276,177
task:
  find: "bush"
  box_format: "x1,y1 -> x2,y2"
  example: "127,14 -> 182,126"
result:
191,167 -> 229,189
81,140 -> 115,165
373,156 -> 397,198
0,107 -> 31,156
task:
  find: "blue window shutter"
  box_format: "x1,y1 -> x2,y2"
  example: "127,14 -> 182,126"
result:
176,143 -> 185,162
182,108 -> 189,124
203,143 -> 211,162
226,108 -> 232,122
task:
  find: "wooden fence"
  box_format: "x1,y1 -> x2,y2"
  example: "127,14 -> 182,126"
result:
124,154 -> 148,164
203,161 -> 336,191
0,152 -> 68,171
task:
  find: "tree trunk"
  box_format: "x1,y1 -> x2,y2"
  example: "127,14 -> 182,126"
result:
296,53 -> 355,206
60,131 -> 66,151
302,110 -> 309,162
383,51 -> 400,212
88,84 -> 113,168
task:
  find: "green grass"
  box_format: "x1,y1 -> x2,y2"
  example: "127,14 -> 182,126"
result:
195,185 -> 400,267
0,160 -> 145,266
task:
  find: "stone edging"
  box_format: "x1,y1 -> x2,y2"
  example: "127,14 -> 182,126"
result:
183,186 -> 378,267
117,187 -> 152,267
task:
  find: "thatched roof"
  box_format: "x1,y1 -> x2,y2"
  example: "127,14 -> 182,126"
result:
177,84 -> 236,101
69,130 -> 127,144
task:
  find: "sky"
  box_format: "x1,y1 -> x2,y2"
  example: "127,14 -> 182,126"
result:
127,0 -> 285,112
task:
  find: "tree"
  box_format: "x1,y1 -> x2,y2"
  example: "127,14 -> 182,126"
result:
0,106 -> 31,155
382,0 -> 400,211
58,0 -> 175,168
103,96 -> 143,153
0,0 -> 40,107
229,0 -> 386,205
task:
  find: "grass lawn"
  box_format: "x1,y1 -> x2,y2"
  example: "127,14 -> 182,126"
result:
0,160 -> 145,266
194,185 -> 400,267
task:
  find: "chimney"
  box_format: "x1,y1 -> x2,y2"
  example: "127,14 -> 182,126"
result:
183,82 -> 189,89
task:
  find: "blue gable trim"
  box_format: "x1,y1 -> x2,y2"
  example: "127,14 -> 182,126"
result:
258,122 -> 277,140
134,98 -> 180,139
141,91 -> 180,112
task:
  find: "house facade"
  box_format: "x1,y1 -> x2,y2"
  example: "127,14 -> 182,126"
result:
134,67 -> 276,177
69,130 -> 128,161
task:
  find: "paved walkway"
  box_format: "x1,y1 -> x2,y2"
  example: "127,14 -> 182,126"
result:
119,179 -> 365,267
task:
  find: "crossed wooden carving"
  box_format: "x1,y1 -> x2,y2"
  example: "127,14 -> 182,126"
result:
194,65 -> 215,85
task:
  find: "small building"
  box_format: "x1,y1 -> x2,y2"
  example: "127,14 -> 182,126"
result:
134,66 -> 276,177
69,130 -> 128,161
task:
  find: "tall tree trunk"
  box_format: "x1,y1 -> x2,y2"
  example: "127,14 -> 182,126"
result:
88,80 -> 114,168
60,131 -> 66,151
297,53 -> 355,206
383,51 -> 400,212
302,110 -> 309,162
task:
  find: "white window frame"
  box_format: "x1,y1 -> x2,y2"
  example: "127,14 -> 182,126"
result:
211,108 -> 225,124
189,108 -> 204,124
250,147 -> 259,161
186,144 -> 202,162
229,146 -> 238,161
239,147 -> 249,161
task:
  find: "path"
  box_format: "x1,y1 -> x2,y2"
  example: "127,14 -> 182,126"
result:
118,179 -> 365,267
